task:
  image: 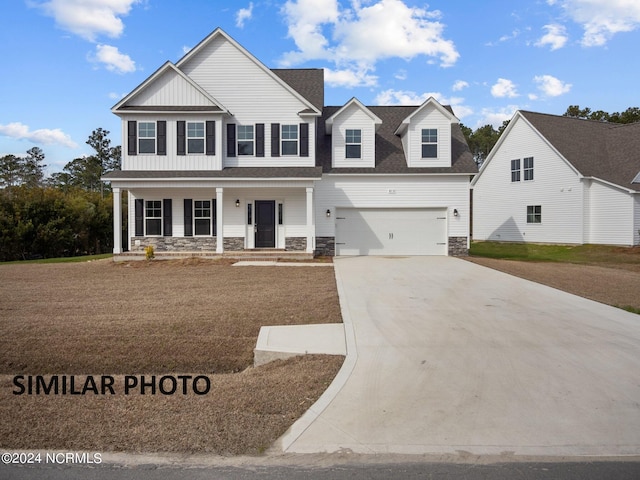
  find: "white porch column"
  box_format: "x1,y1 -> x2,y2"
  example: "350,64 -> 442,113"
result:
306,187 -> 314,254
112,187 -> 122,254
216,187 -> 224,254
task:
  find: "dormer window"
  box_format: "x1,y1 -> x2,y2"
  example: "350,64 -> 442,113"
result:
139,122 -> 156,154
345,129 -> 361,158
421,129 -> 437,158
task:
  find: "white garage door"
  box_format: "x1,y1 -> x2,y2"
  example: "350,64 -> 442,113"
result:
335,208 -> 448,256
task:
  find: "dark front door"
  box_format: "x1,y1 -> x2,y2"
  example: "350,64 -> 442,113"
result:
255,201 -> 276,248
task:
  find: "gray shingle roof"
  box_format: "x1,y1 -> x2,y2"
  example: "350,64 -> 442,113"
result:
317,106 -> 478,174
521,111 -> 640,192
102,167 -> 322,180
272,69 -> 325,112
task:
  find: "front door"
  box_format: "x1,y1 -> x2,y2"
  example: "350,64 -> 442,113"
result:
255,201 -> 276,248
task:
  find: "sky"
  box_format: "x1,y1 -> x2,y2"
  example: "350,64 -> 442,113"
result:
1,0 -> 639,175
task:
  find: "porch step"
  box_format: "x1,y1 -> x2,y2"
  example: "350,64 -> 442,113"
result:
113,250 -> 313,261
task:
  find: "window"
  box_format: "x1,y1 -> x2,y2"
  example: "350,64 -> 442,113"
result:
237,125 -> 254,155
194,200 -> 211,235
187,122 -> 205,154
527,205 -> 542,224
281,125 -> 298,155
145,200 -> 162,235
421,129 -> 438,158
511,159 -> 521,182
345,129 -> 361,158
524,156 -> 534,181
139,122 -> 156,154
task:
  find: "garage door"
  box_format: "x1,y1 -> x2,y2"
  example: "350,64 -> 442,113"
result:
335,208 -> 448,256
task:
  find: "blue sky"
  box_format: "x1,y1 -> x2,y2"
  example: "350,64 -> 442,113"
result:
1,0 -> 639,174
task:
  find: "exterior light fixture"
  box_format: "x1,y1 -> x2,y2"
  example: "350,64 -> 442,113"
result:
453,209 -> 459,217
235,199 -> 240,208
326,209 -> 331,217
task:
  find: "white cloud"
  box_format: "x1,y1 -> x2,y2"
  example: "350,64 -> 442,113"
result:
236,2 -> 254,28
535,24 -> 569,50
476,106 -> 519,129
452,80 -> 469,91
554,0 -> 640,46
92,44 -> 136,73
324,67 -> 377,88
374,89 -> 473,118
491,78 -> 518,98
280,0 -> 459,87
31,0 -> 141,41
533,74 -> 572,96
0,122 -> 78,148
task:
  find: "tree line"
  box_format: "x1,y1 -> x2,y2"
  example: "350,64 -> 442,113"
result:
0,129 -> 121,261
461,105 -> 640,167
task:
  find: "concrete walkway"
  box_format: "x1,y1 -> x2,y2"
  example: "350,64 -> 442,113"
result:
278,256 -> 640,456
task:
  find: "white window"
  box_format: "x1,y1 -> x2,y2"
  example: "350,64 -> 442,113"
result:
187,122 -> 205,154
194,200 -> 211,236
139,122 -> 156,154
527,205 -> 541,224
421,129 -> 437,158
511,159 -> 521,182
524,157 -> 534,181
145,200 -> 162,235
281,125 -> 298,155
345,129 -> 361,158
237,125 -> 254,155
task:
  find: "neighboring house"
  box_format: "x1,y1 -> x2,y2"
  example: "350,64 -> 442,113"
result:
102,28 -> 477,257
471,110 -> 640,246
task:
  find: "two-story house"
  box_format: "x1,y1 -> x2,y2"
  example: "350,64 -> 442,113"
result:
103,28 -> 477,257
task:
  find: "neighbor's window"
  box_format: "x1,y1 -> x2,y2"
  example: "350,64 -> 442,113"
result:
281,125 -> 298,155
194,200 -> 211,235
237,125 -> 254,155
138,122 -> 156,154
527,205 -> 541,224
511,159 -> 521,182
345,129 -> 361,158
187,122 -> 205,154
145,200 -> 162,235
524,156 -> 534,181
421,129 -> 438,158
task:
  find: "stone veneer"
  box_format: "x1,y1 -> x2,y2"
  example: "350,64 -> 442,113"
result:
448,236 -> 469,256
285,237 -> 307,251
223,237 -> 245,251
314,236 -> 335,257
131,236 -> 216,252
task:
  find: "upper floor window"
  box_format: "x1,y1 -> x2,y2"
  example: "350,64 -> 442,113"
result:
194,200 -> 211,236
511,159 -> 521,182
145,200 -> 162,236
139,122 -> 156,154
187,122 -> 205,154
281,125 -> 298,155
421,129 -> 437,158
523,157 -> 534,181
237,125 -> 254,155
345,129 -> 361,158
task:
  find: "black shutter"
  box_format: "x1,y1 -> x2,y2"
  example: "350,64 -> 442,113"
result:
271,123 -> 280,157
300,123 -> 309,157
256,123 -> 265,157
134,199 -> 144,236
212,199 -> 217,236
157,120 -> 166,155
184,199 -> 193,237
206,121 -> 215,155
163,199 -> 172,236
177,121 -> 186,156
128,121 -> 137,155
227,123 -> 236,157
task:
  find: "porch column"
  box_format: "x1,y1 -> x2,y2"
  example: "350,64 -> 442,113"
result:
306,187 -> 314,254
216,187 -> 224,254
112,187 -> 122,255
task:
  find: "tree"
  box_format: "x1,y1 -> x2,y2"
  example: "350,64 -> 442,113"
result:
563,105 -> 640,124
22,147 -> 47,188
461,121 -> 509,167
0,155 -> 21,190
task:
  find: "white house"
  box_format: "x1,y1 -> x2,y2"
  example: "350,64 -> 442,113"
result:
102,28 -> 477,257
471,110 -> 640,246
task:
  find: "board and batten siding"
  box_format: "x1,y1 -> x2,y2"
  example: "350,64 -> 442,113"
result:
331,104 -> 376,168
406,104 -> 452,168
128,68 -> 216,107
314,175 -> 470,238
585,179 -> 636,245
121,115 -> 223,171
473,116 -> 584,244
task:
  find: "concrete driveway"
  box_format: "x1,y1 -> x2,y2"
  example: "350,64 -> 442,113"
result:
278,256 -> 640,456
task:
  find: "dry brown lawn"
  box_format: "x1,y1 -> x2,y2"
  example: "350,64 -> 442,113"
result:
0,258 -> 344,454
